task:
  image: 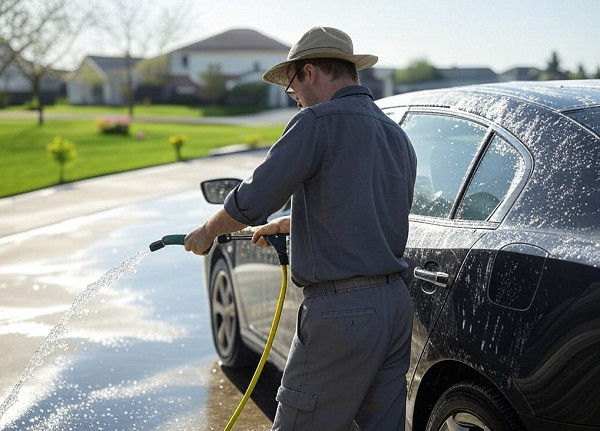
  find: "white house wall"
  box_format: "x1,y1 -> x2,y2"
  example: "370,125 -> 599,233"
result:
104,75 -> 127,105
0,64 -> 30,92
67,80 -> 91,104
170,51 -> 286,85
66,59 -> 104,105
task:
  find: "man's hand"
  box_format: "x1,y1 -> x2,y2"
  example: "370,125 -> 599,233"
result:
184,225 -> 214,255
251,216 -> 290,247
184,208 -> 248,256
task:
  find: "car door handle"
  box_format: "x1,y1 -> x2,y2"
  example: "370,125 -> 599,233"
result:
414,267 -> 450,288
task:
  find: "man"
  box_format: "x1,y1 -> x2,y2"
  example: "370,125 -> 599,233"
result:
185,26 -> 417,430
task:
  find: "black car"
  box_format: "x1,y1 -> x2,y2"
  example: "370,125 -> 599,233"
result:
202,80 -> 600,431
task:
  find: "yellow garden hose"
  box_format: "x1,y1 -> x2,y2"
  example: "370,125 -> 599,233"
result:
224,264 -> 288,430
148,233 -> 289,430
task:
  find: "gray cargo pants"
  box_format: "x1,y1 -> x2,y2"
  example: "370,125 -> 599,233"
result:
272,273 -> 413,431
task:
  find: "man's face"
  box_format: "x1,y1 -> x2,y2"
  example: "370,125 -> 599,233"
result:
285,64 -> 319,109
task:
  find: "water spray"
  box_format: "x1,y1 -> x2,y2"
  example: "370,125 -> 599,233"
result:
148,231 -> 288,430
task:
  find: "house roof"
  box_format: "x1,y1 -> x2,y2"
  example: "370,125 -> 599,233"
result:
439,67 -> 498,80
88,55 -> 143,72
500,67 -> 542,81
176,29 -> 290,52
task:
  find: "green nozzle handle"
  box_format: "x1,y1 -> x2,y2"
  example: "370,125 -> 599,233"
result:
149,234 -> 187,252
162,234 -> 186,245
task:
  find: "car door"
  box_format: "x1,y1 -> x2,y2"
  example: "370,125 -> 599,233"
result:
232,204 -> 301,363
398,112 -> 489,371
396,110 -> 530,387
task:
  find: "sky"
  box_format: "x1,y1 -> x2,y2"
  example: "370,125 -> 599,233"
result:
78,0 -> 600,74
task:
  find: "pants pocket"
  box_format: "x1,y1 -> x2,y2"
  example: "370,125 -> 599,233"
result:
276,385 -> 318,411
296,298 -> 311,345
321,308 -> 375,319
273,385 -> 318,430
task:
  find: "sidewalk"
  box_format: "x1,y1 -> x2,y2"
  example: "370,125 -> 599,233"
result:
0,149 -> 268,239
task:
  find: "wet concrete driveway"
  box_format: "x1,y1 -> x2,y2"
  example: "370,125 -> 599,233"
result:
0,152 -> 281,430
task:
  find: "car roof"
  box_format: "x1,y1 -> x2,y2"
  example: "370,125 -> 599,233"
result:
376,79 -> 600,113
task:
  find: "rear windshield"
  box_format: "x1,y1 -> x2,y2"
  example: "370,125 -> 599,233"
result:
564,106 -> 600,136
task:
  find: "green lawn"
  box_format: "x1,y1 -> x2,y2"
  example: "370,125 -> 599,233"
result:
6,103 -> 265,118
0,116 -> 284,198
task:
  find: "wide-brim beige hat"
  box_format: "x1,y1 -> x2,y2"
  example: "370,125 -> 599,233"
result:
262,26 -> 378,87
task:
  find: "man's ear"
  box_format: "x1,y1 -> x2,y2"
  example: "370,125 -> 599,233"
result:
304,63 -> 317,83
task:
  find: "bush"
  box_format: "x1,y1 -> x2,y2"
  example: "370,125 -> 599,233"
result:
47,136 -> 77,184
0,92 -> 11,108
97,117 -> 131,135
227,83 -> 269,106
242,134 -> 261,147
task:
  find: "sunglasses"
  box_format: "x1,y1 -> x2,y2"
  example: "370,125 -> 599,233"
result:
284,69 -> 299,101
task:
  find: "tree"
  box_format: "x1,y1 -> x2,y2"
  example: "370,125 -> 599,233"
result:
395,59 -> 442,84
0,0 -> 30,76
135,54 -> 171,86
567,64 -> 587,80
5,0 -> 93,125
547,51 -> 561,75
541,51 -> 566,80
99,0 -> 198,118
201,65 -> 227,103
135,54 -> 171,102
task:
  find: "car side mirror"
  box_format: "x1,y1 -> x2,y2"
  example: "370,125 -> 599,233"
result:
200,178 -> 242,204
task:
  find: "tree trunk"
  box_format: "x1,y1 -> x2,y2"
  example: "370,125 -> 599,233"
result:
125,52 -> 134,119
37,98 -> 44,126
32,73 -> 44,126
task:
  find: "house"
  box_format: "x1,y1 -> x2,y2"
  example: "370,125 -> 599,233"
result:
0,62 -> 31,106
499,67 -> 541,82
159,28 -> 290,106
66,55 -> 142,105
65,29 -> 551,107
369,68 -> 396,99
67,29 -> 291,107
395,67 -> 499,93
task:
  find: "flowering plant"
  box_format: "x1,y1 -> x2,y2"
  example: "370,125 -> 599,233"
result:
169,134 -> 187,161
242,134 -> 261,148
97,117 -> 131,135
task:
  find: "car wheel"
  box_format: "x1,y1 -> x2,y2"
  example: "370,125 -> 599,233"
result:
426,380 -> 524,431
209,258 -> 251,368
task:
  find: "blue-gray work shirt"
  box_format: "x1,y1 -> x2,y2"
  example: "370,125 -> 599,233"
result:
224,85 -> 417,286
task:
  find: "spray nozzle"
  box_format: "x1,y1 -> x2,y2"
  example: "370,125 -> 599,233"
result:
149,234 -> 187,252
218,233 -> 288,265
149,233 -> 288,265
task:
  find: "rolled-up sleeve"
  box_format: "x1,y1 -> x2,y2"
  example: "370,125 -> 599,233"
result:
223,110 -> 321,226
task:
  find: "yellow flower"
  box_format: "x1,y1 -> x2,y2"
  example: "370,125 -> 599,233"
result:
169,134 -> 186,147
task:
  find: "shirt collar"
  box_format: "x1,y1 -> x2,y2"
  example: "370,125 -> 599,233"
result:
330,85 -> 374,101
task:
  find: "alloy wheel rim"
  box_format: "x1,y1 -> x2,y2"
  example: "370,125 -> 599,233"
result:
212,270 -> 236,357
439,413 -> 489,431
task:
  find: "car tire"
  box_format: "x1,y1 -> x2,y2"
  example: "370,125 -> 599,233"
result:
209,258 -> 251,368
426,380 -> 525,431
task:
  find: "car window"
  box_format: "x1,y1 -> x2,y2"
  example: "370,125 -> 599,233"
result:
382,107 -> 408,125
455,135 -> 526,221
401,113 -> 487,218
564,106 -> 600,136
